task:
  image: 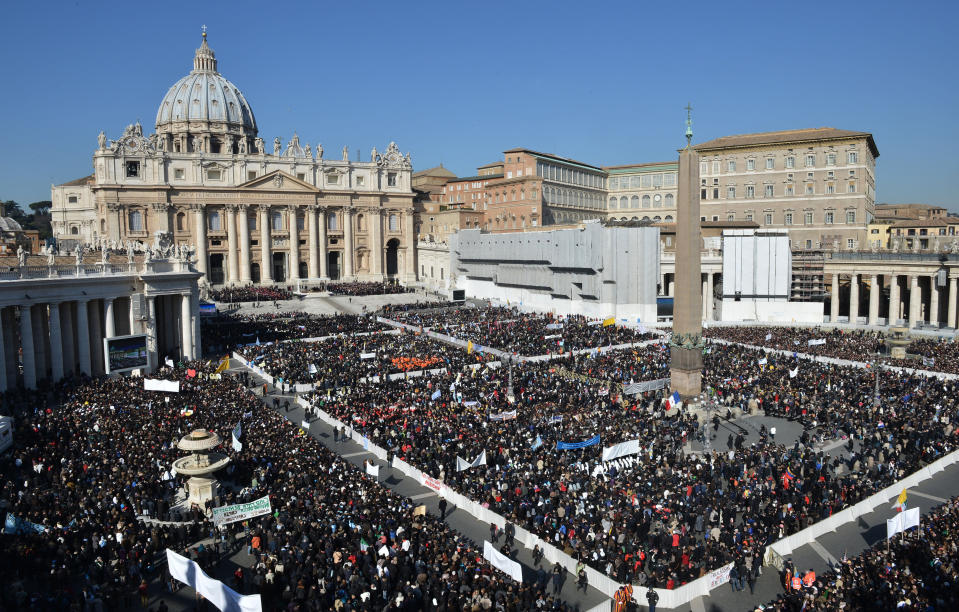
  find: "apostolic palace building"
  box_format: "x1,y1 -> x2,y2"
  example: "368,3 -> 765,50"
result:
51,32 -> 417,286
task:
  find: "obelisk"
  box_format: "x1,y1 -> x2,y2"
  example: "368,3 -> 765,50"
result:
669,105 -> 704,398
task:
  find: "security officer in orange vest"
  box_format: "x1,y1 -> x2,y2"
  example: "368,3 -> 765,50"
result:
802,568 -> 816,588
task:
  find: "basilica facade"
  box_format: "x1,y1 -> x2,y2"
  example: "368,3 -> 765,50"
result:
51,33 -> 417,286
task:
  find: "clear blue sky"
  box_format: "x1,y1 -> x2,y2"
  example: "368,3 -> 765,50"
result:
1,0 -> 955,209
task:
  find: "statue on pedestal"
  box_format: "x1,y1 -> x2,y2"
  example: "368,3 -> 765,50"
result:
342,146 -> 349,161
316,143 -> 323,159
254,137 -> 264,154
273,137 -> 281,156
74,245 -> 83,266
98,131 -> 106,150
16,245 -> 26,268
371,146 -> 378,162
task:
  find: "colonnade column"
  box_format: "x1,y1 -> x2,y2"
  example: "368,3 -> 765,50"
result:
238,205 -> 252,284
889,275 -> 900,326
307,205 -> 318,280
343,209 -> 354,279
701,275 -> 708,321
104,298 -> 115,338
146,296 -> 157,368
288,205 -> 300,284
259,205 -> 272,283
226,205 -> 239,285
75,300 -> 91,376
868,274 -> 880,326
404,211 -> 415,281
706,273 -> 714,321
193,204 -> 208,279
62,302 -> 75,376
48,302 -> 63,383
371,209 -> 383,278
830,273 -> 840,322
930,275 -> 940,327
20,305 -> 36,389
180,293 -> 193,361
908,275 -> 921,329
191,289 -> 202,359
848,274 -> 859,324
31,305 -> 48,382
949,277 -> 958,329
319,209 -> 329,279
0,311 -> 7,392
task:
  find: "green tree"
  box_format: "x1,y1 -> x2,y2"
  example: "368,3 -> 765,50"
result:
29,201 -> 51,215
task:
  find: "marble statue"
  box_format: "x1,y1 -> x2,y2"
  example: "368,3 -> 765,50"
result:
238,138 -> 247,154
273,137 -> 282,156
191,135 -> 201,152
952,239 -> 959,254
74,245 -> 83,266
101,245 -> 108,264
254,137 -> 264,154
98,131 -> 106,150
342,146 -> 349,161
224,135 -> 234,153
316,143 -> 323,159
371,146 -> 378,162
134,121 -> 142,137
126,241 -> 134,263
405,152 -> 412,165
47,251 -> 55,266
16,246 -> 26,267
305,143 -> 313,160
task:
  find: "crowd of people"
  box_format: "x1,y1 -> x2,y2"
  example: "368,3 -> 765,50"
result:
759,496 -> 959,611
208,286 -> 294,303
201,312 -> 385,355
240,329 -> 495,388
391,306 -> 656,356
319,281 -> 413,296
706,325 -> 959,374
0,365 -> 579,611
380,301 -> 460,315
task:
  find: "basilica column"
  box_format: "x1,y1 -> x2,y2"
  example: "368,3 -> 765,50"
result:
20,305 -> 36,389
226,205 -> 239,285
104,298 -> 116,338
180,293 -> 193,361
238,205 -> 252,284
706,273 -> 715,321
868,274 -> 880,326
31,305 -> 49,384
288,205 -> 300,284
371,208 -> 383,278
48,302 -> 64,383
76,300 -> 92,376
889,275 -> 900,326
949,276 -> 958,329
259,205 -> 273,284
319,208 -> 329,279
404,211 -> 416,282
191,289 -> 202,358
343,208 -> 354,279
307,205 -> 318,280
908,275 -> 920,329
848,274 -> 859,324
830,273 -> 840,323
701,275 -> 709,321
193,204 -> 209,279
930,275 -> 940,327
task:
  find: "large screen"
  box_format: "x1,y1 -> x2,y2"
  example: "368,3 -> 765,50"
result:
104,334 -> 149,373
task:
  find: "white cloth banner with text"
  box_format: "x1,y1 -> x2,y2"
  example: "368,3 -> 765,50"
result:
166,549 -> 262,612
601,439 -> 640,462
887,508 -> 920,540
483,541 -> 523,582
145,379 -> 180,393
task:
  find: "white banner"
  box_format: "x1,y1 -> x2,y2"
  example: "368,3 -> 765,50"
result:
456,450 -> 487,472
360,352 -> 377,360
601,439 -> 640,462
166,549 -> 262,612
886,508 -> 920,539
144,379 -> 180,393
211,495 -> 272,528
483,541 -> 523,582
706,562 -> 734,590
366,461 -> 380,478
808,338 -> 826,346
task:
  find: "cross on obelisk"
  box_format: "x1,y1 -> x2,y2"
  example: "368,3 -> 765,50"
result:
669,105 -> 704,399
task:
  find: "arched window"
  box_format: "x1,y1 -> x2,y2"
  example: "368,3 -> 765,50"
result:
389,214 -> 399,231
511,190 -> 516,201
642,195 -> 651,208
128,210 -> 143,231
609,197 -> 618,209
520,189 -> 525,200
100,219 -> 106,234
641,216 -> 649,221
653,215 -> 662,222
327,212 -> 338,231
665,193 -> 674,207
271,211 -> 283,231
619,196 -> 628,209
664,215 -> 674,222
70,225 -> 79,235
631,195 -> 639,209
356,214 -> 366,231
208,211 -> 221,231
176,212 -> 186,231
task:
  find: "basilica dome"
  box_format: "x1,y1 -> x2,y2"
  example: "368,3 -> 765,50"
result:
154,33 -> 257,153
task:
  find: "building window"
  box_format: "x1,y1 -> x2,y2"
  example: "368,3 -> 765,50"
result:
247,171 -> 256,180
806,240 -> 813,249
710,161 -> 719,174
745,213 -> 753,221
208,211 -> 221,231
327,213 -> 338,230
727,186 -> 736,199
126,161 -> 140,178
847,151 -> 858,164
805,183 -> 814,195
745,185 -> 755,198
70,226 -> 79,235
700,162 -> 708,175
712,188 -> 719,199
746,159 -> 755,171
620,196 -> 629,209
701,189 -> 707,199
848,182 -> 857,193
248,214 -> 256,231
68,195 -> 78,204
766,158 -> 775,170
727,161 -> 736,173
207,169 -> 221,180
764,213 -> 773,225
664,173 -> 676,186
784,213 -> 793,225
786,185 -> 795,196
805,212 -> 813,225
785,156 -> 795,169
128,210 -> 143,231
846,210 -> 856,224
296,173 -> 305,181
608,197 -> 617,209
764,184 -> 774,197
847,239 -> 854,249
297,214 -> 305,231
176,212 -> 185,231
642,195 -> 651,208
627,195 -> 637,208
271,212 -> 283,231
826,183 -> 835,194
174,169 -> 185,180
665,194 -> 674,207
805,154 -> 815,167
327,173 -> 339,185
727,213 -> 735,221
826,153 -> 836,166
825,212 -> 834,224
389,214 -> 399,231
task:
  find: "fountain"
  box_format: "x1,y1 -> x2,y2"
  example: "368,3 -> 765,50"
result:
173,429 -> 230,507
885,327 -> 911,359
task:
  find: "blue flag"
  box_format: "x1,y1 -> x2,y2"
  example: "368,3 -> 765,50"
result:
431,389 -> 442,400
556,434 -> 601,450
531,435 -> 543,450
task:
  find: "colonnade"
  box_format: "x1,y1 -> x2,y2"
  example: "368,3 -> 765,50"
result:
0,292 -> 200,391
661,272 -> 718,321
829,271 -> 959,328
188,203 -> 414,285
